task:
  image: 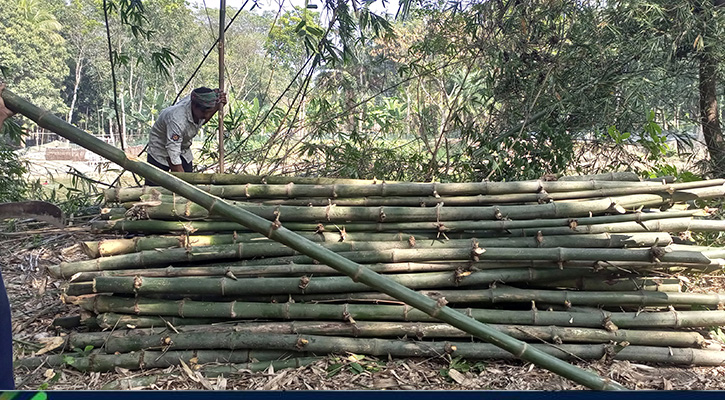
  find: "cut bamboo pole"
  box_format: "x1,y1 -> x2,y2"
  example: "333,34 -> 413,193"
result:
13,349 -> 296,372
68,320 -> 706,348
88,209 -> 708,234
69,296 -> 725,329
94,332 -> 725,366
235,286 -> 725,307
80,231 -> 671,258
3,88 -> 626,390
534,277 -> 683,292
103,179 -> 725,203
52,244 -> 711,278
122,187 -> 724,222
81,268 -> 594,297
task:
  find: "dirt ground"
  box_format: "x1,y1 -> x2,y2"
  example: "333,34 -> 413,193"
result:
4,219 -> 725,391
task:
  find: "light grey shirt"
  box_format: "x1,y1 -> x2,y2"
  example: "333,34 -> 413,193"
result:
147,96 -> 203,166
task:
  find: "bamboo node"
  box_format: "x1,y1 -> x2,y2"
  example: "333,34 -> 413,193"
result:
133,276 -> 142,292
537,189 -> 551,204
602,316 -> 618,332
286,182 -> 294,197
298,276 -> 311,291
568,219 -> 578,230
408,236 -> 416,248
325,204 -> 335,221
535,231 -> 544,247
431,297 -> 448,318
295,338 -> 309,349
493,206 -> 504,221
444,343 -> 456,354
338,226 -> 347,242
379,207 -> 387,222
314,223 -> 325,234
244,183 -> 250,198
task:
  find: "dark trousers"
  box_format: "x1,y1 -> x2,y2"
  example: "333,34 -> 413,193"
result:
0,269 -> 14,389
146,155 -> 193,186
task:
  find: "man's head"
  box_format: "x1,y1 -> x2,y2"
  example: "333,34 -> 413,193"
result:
190,87 -> 220,123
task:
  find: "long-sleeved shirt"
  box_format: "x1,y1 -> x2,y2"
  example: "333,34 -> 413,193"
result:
147,96 -> 203,166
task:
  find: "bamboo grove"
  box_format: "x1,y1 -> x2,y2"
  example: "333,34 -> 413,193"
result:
17,170 -> 725,387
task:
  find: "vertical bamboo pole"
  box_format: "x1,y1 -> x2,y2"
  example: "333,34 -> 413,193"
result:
218,0 -> 226,173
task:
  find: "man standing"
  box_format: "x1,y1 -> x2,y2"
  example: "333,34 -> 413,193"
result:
146,87 -> 226,185
0,83 -> 16,390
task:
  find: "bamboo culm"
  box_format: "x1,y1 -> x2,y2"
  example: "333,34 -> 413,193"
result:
67,320 -> 706,349
70,296 -> 725,329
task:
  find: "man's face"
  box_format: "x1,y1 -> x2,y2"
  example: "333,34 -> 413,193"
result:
192,103 -> 217,124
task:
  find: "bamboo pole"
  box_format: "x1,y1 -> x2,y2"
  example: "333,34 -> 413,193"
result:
3,88 -> 626,389
81,268 -> 594,297
67,321 -> 706,348
80,231 -> 671,258
217,0 -> 226,173
88,210 -> 708,233
13,349 -> 295,372
121,188 -> 724,222
103,179 -> 725,203
69,296 -> 725,329
234,286 -> 725,307
51,244 -> 709,278
95,332 -> 725,366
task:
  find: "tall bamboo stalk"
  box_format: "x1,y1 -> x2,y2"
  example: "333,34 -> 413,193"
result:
3,88 -> 626,390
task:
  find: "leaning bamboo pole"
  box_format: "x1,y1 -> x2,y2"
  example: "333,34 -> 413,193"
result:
3,88 -> 626,390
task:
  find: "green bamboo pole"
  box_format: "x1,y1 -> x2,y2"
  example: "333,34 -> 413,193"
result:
69,262 -> 475,282
13,349 -> 297,372
558,172 -> 641,181
258,286 -> 725,307
123,186 -> 724,222
82,268 -> 594,297
104,179 -> 724,203
80,231 -> 671,258
68,320 -> 706,348
52,244 -> 708,278
3,88 -> 626,390
70,295 -> 725,329
88,209 -> 706,233
95,332 -> 725,366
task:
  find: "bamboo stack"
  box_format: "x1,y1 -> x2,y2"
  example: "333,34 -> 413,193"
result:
20,173 -> 725,375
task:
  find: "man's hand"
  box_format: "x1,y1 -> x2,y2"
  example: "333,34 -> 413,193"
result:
169,163 -> 185,173
0,84 -> 16,123
215,90 -> 227,109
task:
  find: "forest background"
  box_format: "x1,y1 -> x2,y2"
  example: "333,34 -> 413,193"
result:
2,0 -> 725,211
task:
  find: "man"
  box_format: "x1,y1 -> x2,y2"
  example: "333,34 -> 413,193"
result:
146,87 -> 226,185
0,83 -> 16,390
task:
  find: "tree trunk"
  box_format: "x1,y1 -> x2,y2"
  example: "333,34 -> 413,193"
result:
699,49 -> 725,176
67,52 -> 84,123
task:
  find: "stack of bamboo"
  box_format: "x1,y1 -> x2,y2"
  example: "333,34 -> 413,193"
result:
22,173 -> 725,374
